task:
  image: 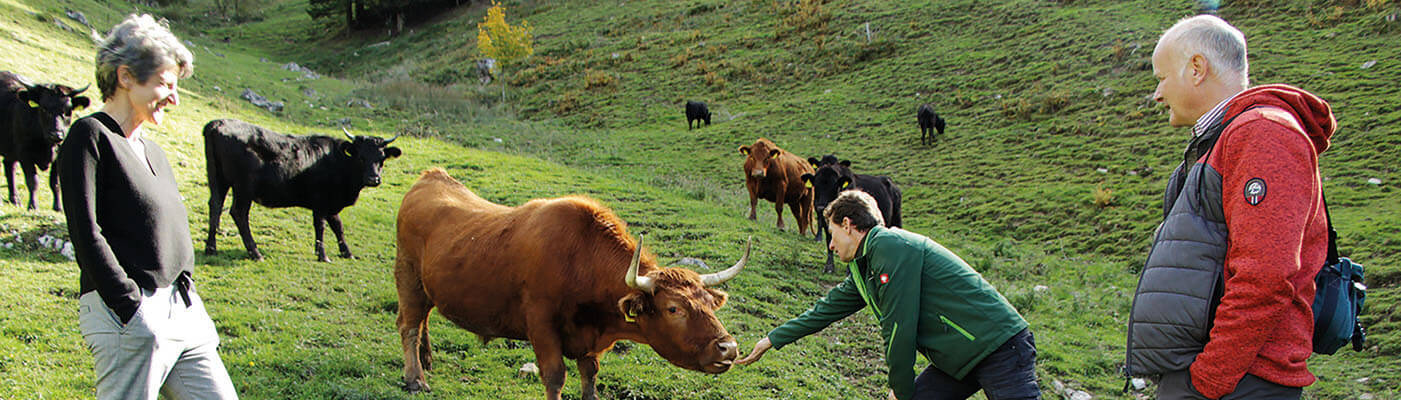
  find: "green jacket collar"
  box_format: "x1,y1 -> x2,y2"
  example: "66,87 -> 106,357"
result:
852,225 -> 884,264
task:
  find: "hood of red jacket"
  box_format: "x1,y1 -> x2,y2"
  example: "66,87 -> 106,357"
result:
1224,84 -> 1336,154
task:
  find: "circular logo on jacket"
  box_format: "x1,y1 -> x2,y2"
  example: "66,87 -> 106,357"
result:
879,273 -> 889,284
1244,178 -> 1267,206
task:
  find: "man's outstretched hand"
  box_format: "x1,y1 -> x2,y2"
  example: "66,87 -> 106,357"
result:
735,337 -> 772,366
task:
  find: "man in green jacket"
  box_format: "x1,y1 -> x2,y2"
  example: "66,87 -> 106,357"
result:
737,190 -> 1040,400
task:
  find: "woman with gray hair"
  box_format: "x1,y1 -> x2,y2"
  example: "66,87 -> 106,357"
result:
59,14 -> 238,399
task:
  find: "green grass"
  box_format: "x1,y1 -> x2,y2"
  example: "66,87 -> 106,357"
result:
3,0 -> 1400,398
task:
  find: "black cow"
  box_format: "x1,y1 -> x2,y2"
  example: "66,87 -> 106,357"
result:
917,103 -> 945,145
686,101 -> 711,130
203,119 -> 402,262
801,156 -> 902,273
1,71 -> 89,211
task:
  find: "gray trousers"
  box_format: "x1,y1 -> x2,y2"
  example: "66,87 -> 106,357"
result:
78,286 -> 238,400
1155,370 -> 1301,400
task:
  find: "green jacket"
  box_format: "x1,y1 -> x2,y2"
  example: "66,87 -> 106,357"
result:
767,226 -> 1028,400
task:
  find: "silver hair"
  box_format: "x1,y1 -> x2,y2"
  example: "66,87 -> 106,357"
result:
95,14 -> 194,101
1162,15 -> 1249,88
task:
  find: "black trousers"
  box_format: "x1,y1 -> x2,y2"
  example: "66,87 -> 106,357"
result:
1155,370 -> 1302,400
911,328 -> 1041,400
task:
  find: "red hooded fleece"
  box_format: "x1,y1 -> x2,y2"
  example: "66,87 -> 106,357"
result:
1189,84 -> 1337,398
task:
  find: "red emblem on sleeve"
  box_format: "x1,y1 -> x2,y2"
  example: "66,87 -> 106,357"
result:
879,273 -> 889,284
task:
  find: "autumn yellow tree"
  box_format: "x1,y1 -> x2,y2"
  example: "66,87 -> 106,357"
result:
477,0 -> 534,100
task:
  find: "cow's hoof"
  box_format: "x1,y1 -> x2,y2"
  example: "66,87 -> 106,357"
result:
248,252 -> 264,262
339,252 -> 356,259
204,248 -> 217,256
824,264 -> 835,274
318,256 -> 332,263
404,380 -> 430,393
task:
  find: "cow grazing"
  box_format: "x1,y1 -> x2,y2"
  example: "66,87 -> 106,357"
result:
740,138 -> 815,237
802,156 -> 903,272
1,71 -> 89,211
917,103 -> 945,145
202,119 -> 401,262
394,168 -> 749,399
686,100 -> 711,130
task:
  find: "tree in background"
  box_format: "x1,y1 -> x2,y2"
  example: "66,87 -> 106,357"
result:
476,0 -> 533,100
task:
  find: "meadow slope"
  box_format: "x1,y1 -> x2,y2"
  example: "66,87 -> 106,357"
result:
2,0 -> 1399,398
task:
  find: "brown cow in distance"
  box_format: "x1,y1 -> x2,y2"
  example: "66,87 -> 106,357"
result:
740,138 -> 815,238
394,168 -> 751,400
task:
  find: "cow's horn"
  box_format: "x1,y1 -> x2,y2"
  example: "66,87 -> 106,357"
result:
70,84 -> 89,96
384,131 -> 400,144
700,236 -> 751,287
625,234 -> 656,294
342,127 -> 355,140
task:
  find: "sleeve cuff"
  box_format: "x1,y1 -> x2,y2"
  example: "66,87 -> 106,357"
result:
1189,362 -> 1235,399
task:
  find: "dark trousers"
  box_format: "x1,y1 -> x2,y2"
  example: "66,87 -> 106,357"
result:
911,328 -> 1041,400
1155,370 -> 1301,400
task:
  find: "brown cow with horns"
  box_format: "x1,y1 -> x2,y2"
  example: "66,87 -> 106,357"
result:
394,168 -> 750,399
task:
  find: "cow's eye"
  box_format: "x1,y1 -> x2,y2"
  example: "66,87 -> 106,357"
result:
667,306 -> 678,314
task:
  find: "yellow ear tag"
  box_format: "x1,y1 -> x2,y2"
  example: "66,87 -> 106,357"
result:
625,310 -> 637,323
27,100 -> 40,109
771,153 -> 780,159
805,181 -> 812,188
841,181 -> 850,188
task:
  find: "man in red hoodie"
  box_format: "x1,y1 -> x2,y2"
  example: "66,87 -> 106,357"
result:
1125,14 -> 1336,400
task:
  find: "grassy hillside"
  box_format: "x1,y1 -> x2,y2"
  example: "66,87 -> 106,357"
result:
2,0 -> 1399,399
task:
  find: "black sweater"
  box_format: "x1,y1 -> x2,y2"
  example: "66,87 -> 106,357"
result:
59,112 -> 194,321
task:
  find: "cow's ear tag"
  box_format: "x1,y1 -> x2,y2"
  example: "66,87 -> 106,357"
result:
804,181 -> 812,188
841,181 -> 850,188
625,310 -> 637,323
28,100 -> 40,109
770,153 -> 780,159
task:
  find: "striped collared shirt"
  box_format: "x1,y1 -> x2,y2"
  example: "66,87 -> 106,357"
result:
1192,91 -> 1244,137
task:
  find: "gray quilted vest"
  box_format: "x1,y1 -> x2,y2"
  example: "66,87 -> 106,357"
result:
1124,108 -> 1258,377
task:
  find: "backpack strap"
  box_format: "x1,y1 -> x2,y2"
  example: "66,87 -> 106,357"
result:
1323,189 -> 1340,265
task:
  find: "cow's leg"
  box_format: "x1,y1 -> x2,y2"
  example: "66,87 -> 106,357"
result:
21,163 -> 38,210
788,201 -> 806,236
747,192 -> 758,221
312,212 -> 330,262
3,159 -> 16,205
822,222 -> 836,273
47,166 -> 60,212
577,355 -> 600,400
395,259 -> 434,393
526,319 -> 567,400
229,194 -> 263,261
326,214 -> 355,259
205,181 -> 230,256
418,321 -> 432,372
772,191 -> 787,231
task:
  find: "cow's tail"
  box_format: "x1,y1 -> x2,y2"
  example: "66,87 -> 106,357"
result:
885,177 -> 903,228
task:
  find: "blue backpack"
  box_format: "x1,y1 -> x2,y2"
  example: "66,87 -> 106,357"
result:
1312,193 -> 1367,355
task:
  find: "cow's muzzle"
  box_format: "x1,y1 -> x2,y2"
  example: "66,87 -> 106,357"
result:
701,337 -> 739,373
750,169 -> 766,178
